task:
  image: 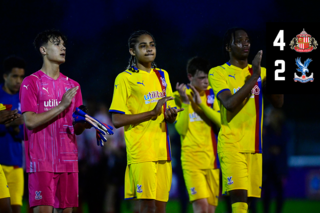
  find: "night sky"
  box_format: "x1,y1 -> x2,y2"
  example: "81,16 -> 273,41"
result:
1,0 -> 320,128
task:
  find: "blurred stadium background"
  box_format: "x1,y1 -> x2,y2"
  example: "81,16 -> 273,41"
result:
1,0 -> 320,212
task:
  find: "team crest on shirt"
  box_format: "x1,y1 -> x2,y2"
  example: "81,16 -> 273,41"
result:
65,87 -> 70,92
190,187 -> 197,195
290,29 -> 318,53
35,191 -> 42,200
227,177 -> 234,185
137,185 -> 143,193
160,77 -> 167,87
207,94 -> 215,104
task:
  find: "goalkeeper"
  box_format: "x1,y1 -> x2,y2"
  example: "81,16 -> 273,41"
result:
19,29 -> 113,213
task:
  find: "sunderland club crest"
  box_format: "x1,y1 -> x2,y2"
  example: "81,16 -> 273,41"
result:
290,29 -> 318,52
294,57 -> 313,83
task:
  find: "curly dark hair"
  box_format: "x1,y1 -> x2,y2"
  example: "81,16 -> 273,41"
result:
127,30 -> 157,72
34,29 -> 67,52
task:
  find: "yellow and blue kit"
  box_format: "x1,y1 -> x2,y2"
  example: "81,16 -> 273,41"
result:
174,86 -> 221,205
209,62 -> 266,197
109,67 -> 176,201
0,86 -> 24,205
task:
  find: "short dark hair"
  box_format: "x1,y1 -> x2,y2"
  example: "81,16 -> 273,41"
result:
223,27 -> 249,59
187,57 -> 211,76
127,30 -> 157,72
3,56 -> 26,75
34,29 -> 67,51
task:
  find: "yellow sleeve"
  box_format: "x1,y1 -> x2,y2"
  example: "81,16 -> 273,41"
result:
109,73 -> 131,114
173,91 -> 189,136
209,67 -> 229,99
198,103 -> 221,127
261,67 -> 266,81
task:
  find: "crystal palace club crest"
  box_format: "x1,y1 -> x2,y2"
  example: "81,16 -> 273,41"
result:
290,29 -> 318,53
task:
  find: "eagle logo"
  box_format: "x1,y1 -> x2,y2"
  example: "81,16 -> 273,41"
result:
137,184 -> 143,193
294,58 -> 314,83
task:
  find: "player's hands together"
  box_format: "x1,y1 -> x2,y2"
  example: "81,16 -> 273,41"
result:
60,86 -> 78,109
252,50 -> 262,78
0,109 -> 19,124
188,84 -> 202,105
151,97 -> 174,120
176,83 -> 189,104
164,105 -> 183,123
6,113 -> 23,126
6,115 -> 24,135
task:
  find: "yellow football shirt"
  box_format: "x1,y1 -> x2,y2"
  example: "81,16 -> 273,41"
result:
209,63 -> 266,153
174,86 -> 220,170
109,68 -> 176,165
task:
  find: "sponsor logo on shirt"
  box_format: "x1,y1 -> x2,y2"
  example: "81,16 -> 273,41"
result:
42,87 -> 49,93
189,112 -> 202,122
233,87 -> 241,94
23,85 -> 29,90
137,81 -> 145,86
35,191 -> 42,200
228,74 -> 236,80
227,176 -> 234,185
44,99 -> 61,109
144,90 -> 166,104
137,184 -> 143,193
190,187 -> 197,195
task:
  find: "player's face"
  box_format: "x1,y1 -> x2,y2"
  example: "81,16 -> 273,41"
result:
3,68 -> 25,94
228,30 -> 250,60
189,70 -> 208,91
132,34 -> 156,64
42,37 -> 66,64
